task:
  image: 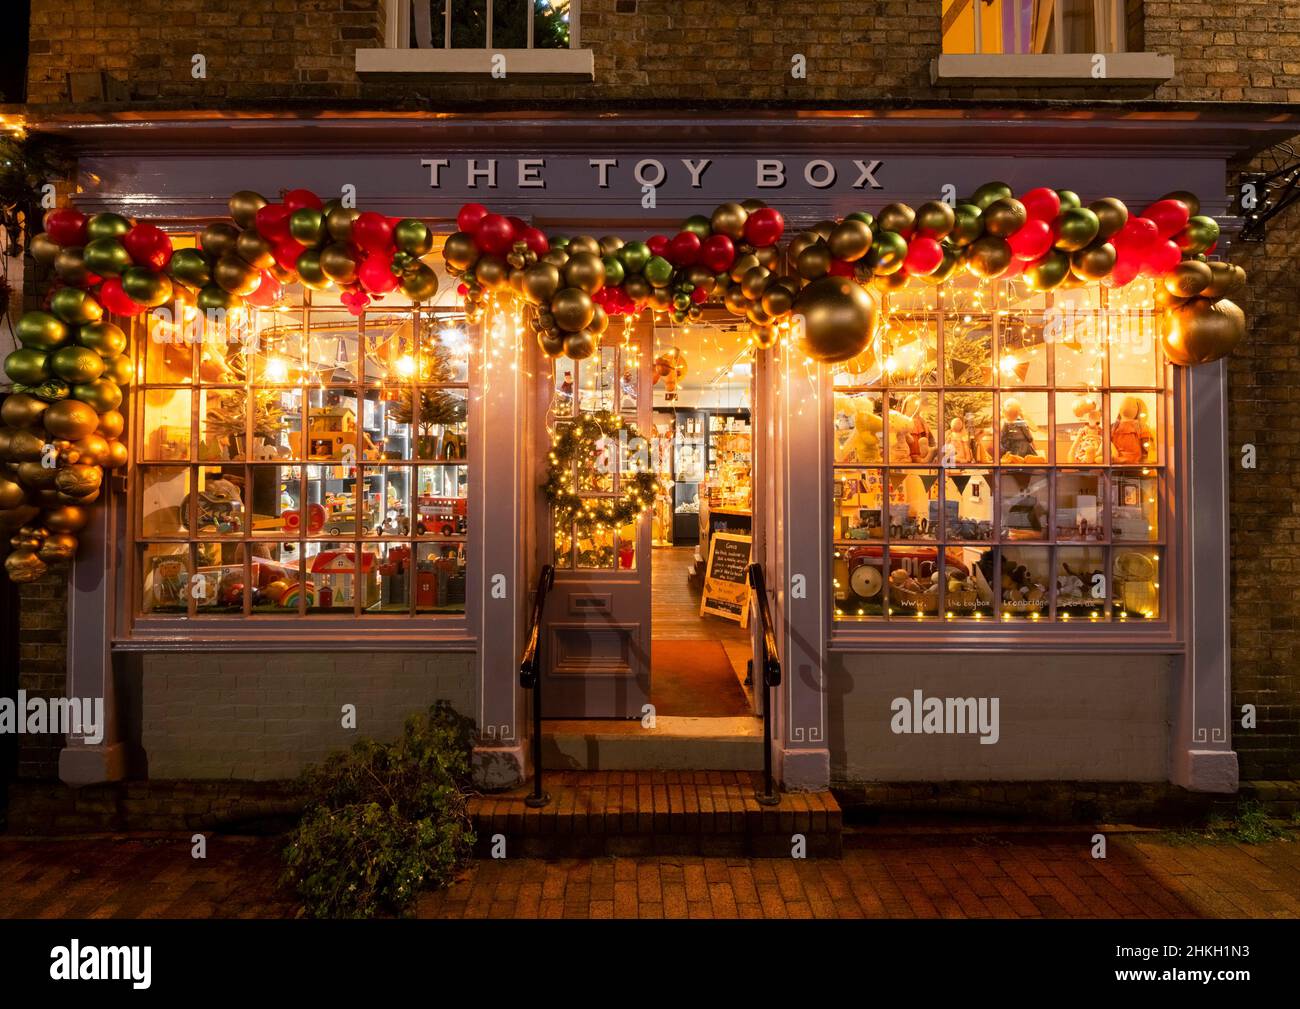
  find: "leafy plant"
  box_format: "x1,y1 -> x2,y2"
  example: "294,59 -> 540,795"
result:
281,701 -> 477,918
0,130 -> 76,258
1163,801 -> 1293,846
204,387 -> 287,443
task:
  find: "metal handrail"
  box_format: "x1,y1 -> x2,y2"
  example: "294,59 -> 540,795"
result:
747,563 -> 781,806
518,564 -> 555,808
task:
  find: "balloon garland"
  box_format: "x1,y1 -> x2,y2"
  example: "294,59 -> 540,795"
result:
441,186 -> 1247,368
543,411 -> 659,531
0,183 -> 1251,583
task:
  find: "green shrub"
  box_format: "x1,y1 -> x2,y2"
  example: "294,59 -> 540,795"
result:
282,701 -> 477,918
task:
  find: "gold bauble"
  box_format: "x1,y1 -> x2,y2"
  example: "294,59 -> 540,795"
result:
1160,297 -> 1245,366
55,464 -> 103,500
710,202 -> 748,239
0,475 -> 24,510
43,504 -> 90,533
796,244 -> 833,281
792,275 -> 878,363
522,263 -> 562,306
43,399 -> 100,441
16,461 -> 58,490
740,266 -> 771,301
228,191 -> 269,229
1164,260 -> 1214,299
4,548 -> 47,583
563,330 -> 597,361
37,532 -> 79,563
566,236 -> 601,258
104,439 -> 129,470
474,255 -> 509,290
550,288 -> 596,332
96,410 -> 125,440
827,219 -> 872,263
6,429 -> 46,463
562,252 -> 606,295
1,392 -> 49,429
235,228 -> 275,270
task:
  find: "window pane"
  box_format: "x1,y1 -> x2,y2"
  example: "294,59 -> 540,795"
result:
534,0 -> 571,49
1000,469 -> 1048,541
1110,471 -> 1159,541
1110,393 -> 1158,466
1055,392 -> 1104,465
192,465 -> 246,538
886,391 -> 938,464
417,541 -> 468,613
942,391 -> 993,465
883,318 -> 937,386
834,391 -> 884,465
889,469 -> 939,541
576,525 -> 616,569
944,317 -> 993,387
998,392 -> 1047,463
141,544 -> 191,614
450,0 -> 490,48
306,541 -> 369,612
998,313 -> 1047,387
140,466 -> 190,537
833,546 -> 885,618
944,469 -> 994,542
886,547 -> 941,619
834,468 -> 884,542
416,465 -> 468,537
1000,545 -> 1050,621
1056,546 -> 1106,621
1055,471 -> 1104,542
143,390 -> 192,461
361,465 -> 415,537
1113,548 -> 1161,621
945,546 -> 995,620
368,542 -> 415,613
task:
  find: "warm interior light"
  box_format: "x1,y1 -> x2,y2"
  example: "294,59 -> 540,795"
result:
265,356 -> 289,382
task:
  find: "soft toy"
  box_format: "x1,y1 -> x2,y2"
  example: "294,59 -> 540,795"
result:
1069,395 -> 1104,464
1111,395 -> 1153,465
945,416 -> 973,464
999,397 -> 1046,463
837,395 -> 882,463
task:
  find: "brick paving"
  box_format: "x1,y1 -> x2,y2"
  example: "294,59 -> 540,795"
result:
1,830 -> 1297,919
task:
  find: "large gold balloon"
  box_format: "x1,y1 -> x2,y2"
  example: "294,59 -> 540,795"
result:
1160,297 -> 1245,366
792,276 -> 878,363
55,464 -> 103,500
4,549 -> 47,583
521,262 -> 561,305
1200,260 -> 1244,299
965,236 -> 1012,279
589,304 -> 610,336
786,232 -> 820,263
326,206 -> 361,243
914,200 -> 956,239
228,191 -> 268,229
710,202 -> 748,240
537,329 -> 566,358
5,429 -> 46,463
474,255 -> 508,290
104,439 -> 129,470
43,399 -> 100,441
442,231 -> 478,271
16,461 -> 57,489
37,532 -> 79,564
400,263 -> 439,302
563,252 -> 606,295
1070,242 -> 1116,282
566,236 -> 601,258
761,284 -> 794,318
96,409 -> 125,440
729,253 -> 760,284
723,285 -> 750,317
72,434 -> 111,466
750,324 -> 777,349
982,198 -> 1028,238
236,228 -> 275,270
200,223 -> 240,259
550,288 -> 596,332
1,393 -> 49,429
54,247 -> 92,287
1163,260 -> 1213,299
563,330 -> 597,360
43,505 -> 90,533
827,219 -> 872,262
740,266 -> 771,301
1089,197 -> 1129,240
875,203 -> 915,236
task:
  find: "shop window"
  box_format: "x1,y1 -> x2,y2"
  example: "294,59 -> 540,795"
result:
832,277 -> 1166,626
133,275 -> 470,620
941,0 -> 1126,55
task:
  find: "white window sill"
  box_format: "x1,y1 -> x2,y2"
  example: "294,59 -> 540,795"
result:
356,47 -> 594,79
931,52 -> 1174,85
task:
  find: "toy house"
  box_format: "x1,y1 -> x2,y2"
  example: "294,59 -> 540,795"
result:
309,549 -> 378,609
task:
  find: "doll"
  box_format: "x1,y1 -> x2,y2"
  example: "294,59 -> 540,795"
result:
1111,395 -> 1153,465
944,416 -> 973,464
999,397 -> 1038,462
1068,395 -> 1104,464
902,394 -> 936,463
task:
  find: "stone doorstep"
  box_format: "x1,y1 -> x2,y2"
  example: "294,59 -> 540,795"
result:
469,770 -> 842,858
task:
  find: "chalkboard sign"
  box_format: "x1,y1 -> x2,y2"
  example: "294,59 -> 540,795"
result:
700,532 -> 752,627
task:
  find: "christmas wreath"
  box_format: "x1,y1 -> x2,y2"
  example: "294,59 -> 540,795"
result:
544,410 -> 659,531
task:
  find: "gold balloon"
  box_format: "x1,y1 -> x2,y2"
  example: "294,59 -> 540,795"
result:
566,236 -> 601,258
875,203 -> 915,236
38,532 -> 79,563
965,236 -> 1013,279
1,393 -> 49,428
0,505 -> 40,531
17,461 -> 58,489
563,252 -> 606,295
55,464 -> 102,500
1200,260 -> 1244,299
983,198 -> 1028,238
200,223 -> 240,259
443,232 -> 478,271
6,429 -> 47,462
827,220 -> 872,263
96,409 -> 125,440
746,302 -> 773,327
520,262 -> 561,306
1163,260 -> 1214,299
43,505 -> 90,533
1070,242 -> 1117,282
326,206 -> 361,243
214,253 -> 261,295
1160,297 -> 1245,366
44,399 -> 100,441
796,244 -> 833,281
541,248 -> 570,270
4,549 -> 47,583
235,228 -> 276,270
729,253 -> 760,284
792,275 -> 878,363
537,329 -> 566,358
474,255 -> 509,290
550,288 -> 596,332
0,475 -> 23,510
54,247 -> 92,287
1089,197 -> 1129,240
750,324 -> 777,349
786,232 -> 820,263
723,285 -> 750,317
73,434 -> 111,466
104,439 -> 129,470
30,233 -> 61,266
589,304 -> 610,336
228,191 -> 268,229
319,243 -> 359,285
761,284 -> 794,318
563,330 -> 597,360
710,202 -> 748,240
740,266 -> 771,301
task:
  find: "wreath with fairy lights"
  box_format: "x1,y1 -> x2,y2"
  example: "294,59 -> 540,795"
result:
544,410 -> 659,530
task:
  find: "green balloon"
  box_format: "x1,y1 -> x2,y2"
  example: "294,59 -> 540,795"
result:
196,285 -> 243,313
619,241 -> 651,274
50,287 -> 104,326
602,255 -> 626,287
85,212 -> 133,241
393,218 -> 433,256
551,235 -> 570,249
681,215 -> 712,239
643,255 -> 674,288
295,249 -> 330,290
863,231 -> 908,275
391,251 -> 415,271
5,347 -> 51,386
845,211 -> 875,228
921,247 -> 961,285
1025,250 -> 1071,291
1056,190 -> 1083,210
1053,207 -> 1100,252
77,321 -> 128,359
83,237 -> 132,277
16,311 -> 70,350
948,204 -> 984,247
400,263 -> 439,302
72,378 -> 123,413
122,266 -> 174,308
970,182 -> 1013,211
1177,215 -> 1220,254
167,248 -> 212,289
289,208 -> 326,247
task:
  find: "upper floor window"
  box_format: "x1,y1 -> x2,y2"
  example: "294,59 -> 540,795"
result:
941,0 -> 1126,55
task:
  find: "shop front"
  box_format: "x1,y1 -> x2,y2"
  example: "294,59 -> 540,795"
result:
9,110 -> 1270,796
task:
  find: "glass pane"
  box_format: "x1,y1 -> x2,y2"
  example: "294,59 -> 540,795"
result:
1110,471 -> 1159,542
944,469 -> 994,542
834,468 -> 885,542
835,339 -> 884,388
142,389 -> 192,461
417,465 -> 469,537
248,465 -> 299,539
306,540 -> 371,613
361,465 -> 415,537
941,391 -> 994,466
886,391 -> 938,464
1056,546 -> 1106,621
1055,471 -> 1105,543
943,317 -> 993,387
192,465 -> 247,538
1055,392 -> 1105,465
889,469 -> 939,541
834,391 -> 884,465
140,466 -> 190,537
617,519 -> 637,571
1051,302 -> 1105,388
997,391 -> 1048,463
886,546 -> 941,619
1000,545 -> 1051,621
945,546 -> 995,620
253,554 -> 303,614
553,521 -> 573,569
578,345 -> 619,414
250,309 -> 305,384
144,312 -> 193,383
417,541 -> 468,613
1113,548 -> 1161,621
533,0 -> 571,49
303,464 -> 355,539
1000,469 -> 1049,541
193,550 -> 246,614
834,546 -> 886,618
1110,393 -> 1158,466
140,544 -> 191,614
306,391 -> 365,463
576,525 -> 616,569
1108,306 -> 1160,387
307,310 -> 360,385
883,318 -> 937,386
450,0 -> 489,47
999,314 -> 1047,387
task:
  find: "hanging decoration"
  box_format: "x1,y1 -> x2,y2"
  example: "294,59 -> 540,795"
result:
543,410 -> 659,532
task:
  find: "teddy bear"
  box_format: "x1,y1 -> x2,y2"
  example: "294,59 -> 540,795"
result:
1068,395 -> 1104,464
999,397 -> 1046,463
944,416 -> 974,464
1111,395 -> 1153,465
835,394 -> 883,464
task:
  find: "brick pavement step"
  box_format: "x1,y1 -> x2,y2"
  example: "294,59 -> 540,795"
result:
470,770 -> 841,858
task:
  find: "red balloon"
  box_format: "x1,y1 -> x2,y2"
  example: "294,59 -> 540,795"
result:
520,225 -> 549,256
457,203 -> 490,234
358,254 -> 399,294
123,223 -> 174,271
827,258 -> 855,277
246,270 -> 283,307
743,208 -> 785,247
699,234 -> 735,273
473,214 -> 516,256
256,204 -> 293,244
1107,258 -> 1141,287
1019,187 -> 1061,223
99,277 -> 147,317
353,211 -> 395,254
690,285 -> 709,304
1142,239 -> 1181,275
1143,199 -> 1191,240
1001,256 -> 1025,279
340,288 -> 371,317
272,240 -> 303,272
667,231 -> 702,267
284,189 -> 323,213
44,208 -> 88,247
1007,218 -> 1054,261
646,234 -> 670,258
1115,216 -> 1158,251
902,236 -> 944,276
